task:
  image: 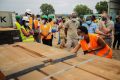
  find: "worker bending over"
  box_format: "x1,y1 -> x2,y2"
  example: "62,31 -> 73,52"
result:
71,26 -> 112,58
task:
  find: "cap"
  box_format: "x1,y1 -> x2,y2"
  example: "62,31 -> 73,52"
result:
25,9 -> 32,15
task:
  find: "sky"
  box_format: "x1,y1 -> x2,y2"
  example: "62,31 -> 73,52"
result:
0,0 -> 102,15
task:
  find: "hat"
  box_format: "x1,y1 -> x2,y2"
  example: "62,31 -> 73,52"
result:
25,9 -> 32,15
42,15 -> 48,19
16,15 -> 21,20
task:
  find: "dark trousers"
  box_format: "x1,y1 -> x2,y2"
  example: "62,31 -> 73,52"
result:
42,39 -> 52,46
113,34 -> 120,49
50,35 -> 53,46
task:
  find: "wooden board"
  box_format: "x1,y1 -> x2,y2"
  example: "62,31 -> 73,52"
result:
0,28 -> 16,31
14,42 -> 74,61
0,42 -> 75,79
0,46 -> 46,77
18,71 -> 51,80
63,55 -> 120,80
0,42 -> 120,80
39,62 -> 105,80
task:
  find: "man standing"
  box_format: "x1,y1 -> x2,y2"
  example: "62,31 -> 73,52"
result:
65,13 -> 80,50
96,12 -> 114,47
40,15 -> 52,46
113,16 -> 120,50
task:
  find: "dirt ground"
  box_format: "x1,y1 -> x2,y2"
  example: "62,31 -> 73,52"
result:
112,49 -> 120,61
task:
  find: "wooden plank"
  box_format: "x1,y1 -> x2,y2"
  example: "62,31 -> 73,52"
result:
40,62 -> 71,75
40,62 -> 105,80
76,62 -> 120,80
0,46 -> 46,76
0,28 -> 16,31
15,42 -> 72,55
63,54 -> 96,65
14,42 -> 74,61
63,54 -> 120,80
18,71 -> 51,80
53,68 -> 105,80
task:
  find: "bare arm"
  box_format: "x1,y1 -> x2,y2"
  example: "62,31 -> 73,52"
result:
88,37 -> 106,53
64,28 -> 68,37
96,28 -> 106,36
71,44 -> 81,53
64,21 -> 69,37
21,28 -> 30,37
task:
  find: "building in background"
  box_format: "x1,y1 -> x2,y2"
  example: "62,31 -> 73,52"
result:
108,0 -> 120,20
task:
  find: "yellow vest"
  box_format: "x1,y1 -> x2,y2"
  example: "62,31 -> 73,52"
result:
20,26 -> 34,42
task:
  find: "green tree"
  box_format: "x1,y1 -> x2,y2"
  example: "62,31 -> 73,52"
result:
74,4 -> 93,17
40,3 -> 55,15
95,1 -> 108,14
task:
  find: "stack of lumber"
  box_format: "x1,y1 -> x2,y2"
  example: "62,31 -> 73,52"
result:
0,28 -> 21,44
0,42 -> 120,80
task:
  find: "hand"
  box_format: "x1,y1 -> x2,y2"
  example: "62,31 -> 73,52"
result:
84,49 -> 93,55
105,34 -> 111,37
44,35 -> 47,39
88,49 -> 93,53
29,30 -> 34,35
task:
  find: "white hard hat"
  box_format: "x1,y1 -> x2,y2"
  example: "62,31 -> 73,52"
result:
22,16 -> 29,21
25,9 -> 32,14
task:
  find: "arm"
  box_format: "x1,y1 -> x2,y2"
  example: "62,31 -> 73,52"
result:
96,28 -> 106,36
88,37 -> 106,53
45,26 -> 52,38
64,28 -> 68,37
64,21 -> 69,37
96,21 -> 107,36
71,43 -> 81,53
21,28 -> 30,37
45,32 -> 52,38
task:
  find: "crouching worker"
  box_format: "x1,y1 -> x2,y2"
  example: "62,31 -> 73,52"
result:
71,26 -> 112,58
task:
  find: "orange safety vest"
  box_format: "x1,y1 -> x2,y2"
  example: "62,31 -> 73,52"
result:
29,17 -> 33,29
40,23 -> 52,40
34,20 -> 39,29
80,34 -> 112,58
50,21 -> 54,27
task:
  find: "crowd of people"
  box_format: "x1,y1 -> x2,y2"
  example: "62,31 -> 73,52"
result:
15,9 -> 120,59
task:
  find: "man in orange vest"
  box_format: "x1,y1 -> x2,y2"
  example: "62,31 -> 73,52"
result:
48,17 -> 55,46
31,14 -> 40,43
71,26 -> 112,58
40,15 -> 52,46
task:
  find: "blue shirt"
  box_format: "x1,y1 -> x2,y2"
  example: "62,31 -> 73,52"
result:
82,22 -> 98,33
